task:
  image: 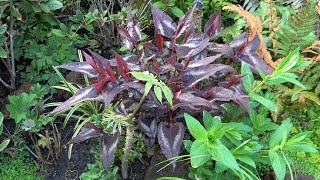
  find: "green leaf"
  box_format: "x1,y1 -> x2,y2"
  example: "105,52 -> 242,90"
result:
234,154 -> 256,168
0,24 -> 7,34
42,0 -> 63,11
0,139 -> 10,152
144,81 -> 153,96
278,74 -> 306,89
5,93 -> 37,123
274,48 -> 300,74
209,140 -> 241,171
170,7 -> 184,17
0,112 -> 3,135
183,140 -> 192,153
249,93 -> 277,111
154,1 -> 165,9
190,139 -> 211,168
269,150 -> 286,180
0,47 -> 7,58
269,119 -> 291,149
154,85 -> 162,104
161,85 -> 173,106
131,71 -> 150,81
283,143 -> 317,153
76,9 -> 83,20
241,62 -> 254,92
51,29 -> 66,38
184,113 -> 207,139
203,111 -> 221,131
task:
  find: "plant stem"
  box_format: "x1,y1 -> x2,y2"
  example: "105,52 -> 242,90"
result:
121,93 -> 148,179
250,80 -> 265,93
9,0 -> 15,90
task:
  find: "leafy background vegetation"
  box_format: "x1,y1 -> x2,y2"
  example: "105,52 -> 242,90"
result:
0,0 -> 319,179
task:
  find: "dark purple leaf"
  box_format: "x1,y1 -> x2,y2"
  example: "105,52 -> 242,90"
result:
188,54 -> 222,68
49,85 -> 102,114
158,122 -> 185,168
100,132 -> 120,172
173,91 -> 219,112
205,11 -> 221,38
155,33 -> 164,52
208,43 -> 234,57
109,55 -> 140,71
139,118 -> 157,138
209,87 -> 249,113
181,64 -> 236,87
112,50 -> 131,81
127,13 -> 142,43
116,23 -> 134,49
151,5 -> 177,38
230,33 -> 273,75
175,38 -> 211,58
176,6 -> 196,38
103,82 -> 145,110
68,127 -> 103,144
59,62 -> 99,78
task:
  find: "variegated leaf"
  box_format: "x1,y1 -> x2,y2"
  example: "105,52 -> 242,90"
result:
140,118 -> 157,148
127,13 -> 142,43
205,11 -> 221,38
158,122 -> 185,168
68,127 -> 103,144
188,54 -> 222,68
112,50 -> 131,81
151,4 -> 177,38
59,62 -> 99,78
100,132 -> 120,172
49,85 -> 102,114
175,38 -> 211,58
175,5 -> 196,38
181,64 -> 236,87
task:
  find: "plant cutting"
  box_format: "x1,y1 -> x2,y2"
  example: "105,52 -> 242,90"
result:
48,2 -> 295,178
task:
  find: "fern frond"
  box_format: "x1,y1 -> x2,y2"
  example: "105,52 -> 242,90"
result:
223,4 -> 277,69
273,2 -> 317,56
241,0 -> 260,12
303,40 -> 320,68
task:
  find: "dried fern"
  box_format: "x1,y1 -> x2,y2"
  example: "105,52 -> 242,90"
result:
303,40 -> 320,67
273,2 -> 318,56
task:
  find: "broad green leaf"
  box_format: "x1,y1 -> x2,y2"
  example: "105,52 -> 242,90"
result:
184,113 -> 207,139
283,143 -> 317,153
161,85 -> 173,106
269,119 -> 291,149
170,7 -> 184,17
249,93 -> 277,111
190,139 -> 211,168
154,1 -> 165,9
234,154 -> 256,168
183,140 -> 192,153
0,47 -> 7,58
42,0 -> 63,11
274,48 -> 300,74
131,71 -> 150,81
144,81 -> 153,95
209,140 -> 241,171
203,111 -> 221,131
51,29 -> 66,38
278,75 -> 306,89
241,62 -> 254,92
154,85 -> 162,103
0,139 -> 10,152
269,150 -> 286,180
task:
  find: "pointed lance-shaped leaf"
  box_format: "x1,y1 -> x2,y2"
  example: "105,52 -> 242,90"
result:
151,4 -> 177,38
158,122 -> 185,168
155,33 -> 164,52
68,127 -> 103,144
116,22 -> 134,49
205,11 -> 221,38
173,91 -> 219,112
127,12 -> 142,43
188,54 -> 222,68
59,62 -> 99,78
230,33 -> 273,75
49,85 -> 102,114
175,5 -> 196,38
139,117 -> 157,138
175,38 -> 211,58
100,132 -> 120,172
181,64 -> 236,87
112,50 -> 131,81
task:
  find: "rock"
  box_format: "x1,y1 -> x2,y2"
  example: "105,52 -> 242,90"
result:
144,152 -> 189,180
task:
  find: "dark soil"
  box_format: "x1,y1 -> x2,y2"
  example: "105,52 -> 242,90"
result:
42,123 -> 97,180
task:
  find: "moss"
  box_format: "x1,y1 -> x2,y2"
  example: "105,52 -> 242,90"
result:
0,151 -> 43,180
